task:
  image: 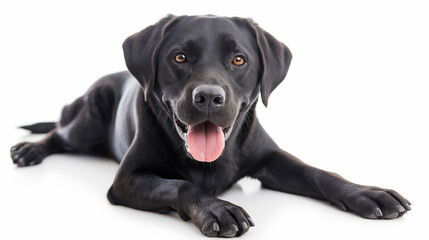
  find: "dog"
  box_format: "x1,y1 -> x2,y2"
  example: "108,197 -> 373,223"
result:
10,15 -> 411,237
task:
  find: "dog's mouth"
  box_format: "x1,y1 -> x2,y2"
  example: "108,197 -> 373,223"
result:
167,103 -> 232,162
173,114 -> 232,162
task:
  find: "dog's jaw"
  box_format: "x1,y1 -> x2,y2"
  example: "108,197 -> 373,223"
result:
173,112 -> 234,161
172,112 -> 233,140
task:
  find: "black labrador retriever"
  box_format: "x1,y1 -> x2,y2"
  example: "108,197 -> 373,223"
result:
10,15 -> 410,237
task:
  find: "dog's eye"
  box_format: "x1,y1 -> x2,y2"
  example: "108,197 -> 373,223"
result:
232,56 -> 246,66
174,53 -> 187,63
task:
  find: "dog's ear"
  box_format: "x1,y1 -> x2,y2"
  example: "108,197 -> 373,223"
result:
123,15 -> 178,101
234,18 -> 292,107
257,29 -> 292,107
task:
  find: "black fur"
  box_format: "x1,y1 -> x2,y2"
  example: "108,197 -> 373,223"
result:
11,15 -> 410,237
20,122 -> 56,133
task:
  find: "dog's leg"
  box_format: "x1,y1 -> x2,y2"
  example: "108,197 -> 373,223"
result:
10,129 -> 68,166
11,81 -> 116,166
108,174 -> 254,237
253,150 -> 411,219
107,153 -> 254,237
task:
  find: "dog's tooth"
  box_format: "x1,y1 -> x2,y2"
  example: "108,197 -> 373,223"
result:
186,125 -> 189,130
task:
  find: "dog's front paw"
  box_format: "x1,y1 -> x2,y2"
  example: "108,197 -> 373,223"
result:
337,185 -> 411,219
188,198 -> 254,237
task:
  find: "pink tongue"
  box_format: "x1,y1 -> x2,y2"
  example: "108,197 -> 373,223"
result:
187,122 -> 225,162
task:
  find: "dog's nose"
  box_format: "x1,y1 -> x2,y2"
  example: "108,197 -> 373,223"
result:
192,85 -> 226,113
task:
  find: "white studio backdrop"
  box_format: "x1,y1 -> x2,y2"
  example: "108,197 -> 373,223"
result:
0,0 -> 428,239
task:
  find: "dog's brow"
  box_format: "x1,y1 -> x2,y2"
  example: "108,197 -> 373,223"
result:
184,39 -> 203,52
218,36 -> 237,51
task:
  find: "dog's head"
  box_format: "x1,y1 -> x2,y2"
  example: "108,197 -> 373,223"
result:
123,15 -> 292,162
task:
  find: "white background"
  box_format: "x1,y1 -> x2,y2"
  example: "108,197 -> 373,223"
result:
1,0 -> 428,239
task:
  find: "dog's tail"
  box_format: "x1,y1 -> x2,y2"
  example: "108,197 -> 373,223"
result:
20,122 -> 57,134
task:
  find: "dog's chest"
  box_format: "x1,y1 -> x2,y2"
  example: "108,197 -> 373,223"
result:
180,160 -> 238,195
